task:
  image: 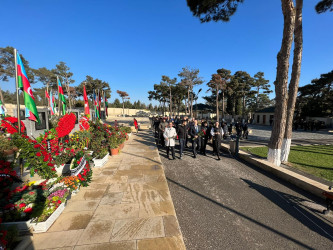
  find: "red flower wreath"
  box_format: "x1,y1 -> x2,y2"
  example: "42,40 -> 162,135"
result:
79,116 -> 90,131
0,117 -> 25,134
56,113 -> 76,138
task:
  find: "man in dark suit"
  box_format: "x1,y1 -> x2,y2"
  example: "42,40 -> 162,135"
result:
200,121 -> 208,156
189,119 -> 201,158
210,121 -> 224,160
177,120 -> 187,159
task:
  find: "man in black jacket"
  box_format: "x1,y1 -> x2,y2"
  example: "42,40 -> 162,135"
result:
200,121 -> 208,156
177,120 -> 187,159
189,120 -> 201,158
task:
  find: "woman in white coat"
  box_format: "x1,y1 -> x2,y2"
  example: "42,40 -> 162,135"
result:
163,122 -> 177,160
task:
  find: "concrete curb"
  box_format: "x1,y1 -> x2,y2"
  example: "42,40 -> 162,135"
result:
221,143 -> 331,199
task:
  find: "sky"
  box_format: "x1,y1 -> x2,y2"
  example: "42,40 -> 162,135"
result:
1,0 -> 332,105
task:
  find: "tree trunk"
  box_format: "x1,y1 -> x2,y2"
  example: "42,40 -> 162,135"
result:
216,87 -> 219,122
0,86 -> 5,107
122,98 -> 125,116
256,86 -> 259,111
267,0 -> 295,166
242,94 -> 246,119
222,91 -> 225,119
187,88 -> 190,116
281,0 -> 303,163
169,87 -> 172,117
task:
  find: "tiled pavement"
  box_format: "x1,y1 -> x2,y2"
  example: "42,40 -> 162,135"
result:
28,131 -> 186,250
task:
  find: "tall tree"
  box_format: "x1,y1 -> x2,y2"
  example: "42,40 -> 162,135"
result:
117,90 -> 130,116
77,76 -> 111,99
232,71 -> 253,119
52,62 -> 75,110
148,83 -> 169,116
281,0 -> 303,163
178,66 -> 203,117
217,68 -> 231,119
207,74 -> 224,121
186,0 -> 296,166
161,75 -> 177,116
252,72 -> 272,111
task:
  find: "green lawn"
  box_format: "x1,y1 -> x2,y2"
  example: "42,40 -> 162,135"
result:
240,145 -> 333,182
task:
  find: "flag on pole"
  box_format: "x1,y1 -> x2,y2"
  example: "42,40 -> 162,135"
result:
45,90 -> 50,99
49,90 -> 55,115
83,85 -> 90,115
93,91 -> 100,119
98,90 -> 101,118
104,92 -> 108,117
16,52 -> 40,123
58,78 -> 66,114
0,100 -> 5,116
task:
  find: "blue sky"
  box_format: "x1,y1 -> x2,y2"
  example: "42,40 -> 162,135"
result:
1,0 -> 332,105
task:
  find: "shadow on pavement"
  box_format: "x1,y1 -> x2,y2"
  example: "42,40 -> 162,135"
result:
166,177 -> 315,249
241,179 -> 333,242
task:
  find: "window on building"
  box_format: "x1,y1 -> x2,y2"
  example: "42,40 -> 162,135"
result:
257,115 -> 260,123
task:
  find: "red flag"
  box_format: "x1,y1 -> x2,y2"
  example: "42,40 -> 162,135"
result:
83,85 -> 90,115
45,90 -> 50,99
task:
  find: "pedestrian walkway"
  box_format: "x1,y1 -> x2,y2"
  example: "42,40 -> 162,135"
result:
28,131 -> 186,250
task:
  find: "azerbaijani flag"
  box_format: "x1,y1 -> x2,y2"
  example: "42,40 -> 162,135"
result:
58,78 -> 66,115
49,90 -> 55,115
83,85 -> 90,115
45,90 -> 50,99
16,52 -> 40,123
93,91 -> 100,119
0,100 -> 5,116
104,92 -> 108,117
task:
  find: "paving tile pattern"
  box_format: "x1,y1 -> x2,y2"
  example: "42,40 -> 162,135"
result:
29,131 -> 186,249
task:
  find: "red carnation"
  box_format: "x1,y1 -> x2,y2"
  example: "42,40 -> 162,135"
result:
24,207 -> 33,213
34,144 -> 40,148
36,152 -> 42,157
57,200 -> 61,204
19,203 -> 26,208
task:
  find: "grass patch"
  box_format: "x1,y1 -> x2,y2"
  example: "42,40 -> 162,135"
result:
240,145 -> 333,182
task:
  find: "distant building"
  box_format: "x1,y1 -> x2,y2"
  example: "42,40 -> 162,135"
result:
253,106 -> 275,126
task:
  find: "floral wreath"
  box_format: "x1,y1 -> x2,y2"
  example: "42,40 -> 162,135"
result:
79,116 -> 90,131
0,117 -> 26,134
56,113 -> 76,138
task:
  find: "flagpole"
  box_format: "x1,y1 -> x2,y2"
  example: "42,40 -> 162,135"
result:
57,76 -> 61,116
14,48 -> 21,134
14,48 -> 24,177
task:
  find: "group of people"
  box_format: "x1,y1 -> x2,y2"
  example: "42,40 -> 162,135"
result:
153,116 -> 231,161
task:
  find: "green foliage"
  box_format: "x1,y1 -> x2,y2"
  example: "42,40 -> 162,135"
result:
297,70 -> 333,117
315,0 -> 333,13
0,46 -> 35,82
187,0 -> 244,23
76,75 -> 111,99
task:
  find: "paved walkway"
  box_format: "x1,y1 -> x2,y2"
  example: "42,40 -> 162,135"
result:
160,139 -> 333,249
28,131 -> 186,250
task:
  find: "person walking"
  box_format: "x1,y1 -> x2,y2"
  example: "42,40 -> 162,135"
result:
163,122 -> 177,160
177,120 -> 187,159
158,118 -> 168,147
211,121 -> 224,160
189,120 -> 201,158
133,118 -> 139,134
200,121 -> 208,156
242,122 -> 249,139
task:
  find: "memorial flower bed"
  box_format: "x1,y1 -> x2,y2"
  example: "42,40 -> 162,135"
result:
0,114 -> 131,241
